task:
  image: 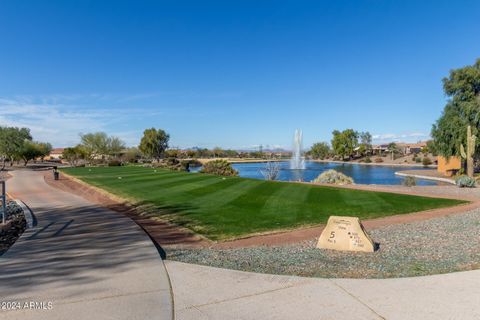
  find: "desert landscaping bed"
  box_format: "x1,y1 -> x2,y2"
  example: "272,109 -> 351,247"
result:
0,201 -> 26,256
167,207 -> 480,278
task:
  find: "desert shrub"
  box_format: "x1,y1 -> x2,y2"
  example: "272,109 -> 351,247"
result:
182,159 -> 202,167
364,157 -> 372,163
312,169 -> 354,185
108,160 -> 122,166
179,160 -> 193,171
415,157 -> 422,163
374,157 -> 383,163
6,201 -> 23,216
455,175 -> 476,188
422,157 -> 433,166
261,162 -> 280,181
165,157 -> 178,166
200,160 -> 238,176
157,157 -> 190,171
402,176 -> 416,187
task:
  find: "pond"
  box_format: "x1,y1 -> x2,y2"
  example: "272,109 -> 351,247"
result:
192,161 -> 439,186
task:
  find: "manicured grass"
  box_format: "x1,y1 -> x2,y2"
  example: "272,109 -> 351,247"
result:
62,166 -> 466,240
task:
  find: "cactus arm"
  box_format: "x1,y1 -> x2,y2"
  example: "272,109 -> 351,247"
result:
460,144 -> 467,159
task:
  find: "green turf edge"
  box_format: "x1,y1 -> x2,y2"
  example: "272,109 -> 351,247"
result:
60,166 -> 469,241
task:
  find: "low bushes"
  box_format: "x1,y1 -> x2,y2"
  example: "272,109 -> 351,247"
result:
182,159 -> 202,167
364,157 -> 372,163
200,159 -> 238,176
455,175 -> 476,188
422,157 -> 433,166
154,158 -> 203,172
107,160 -> 122,167
374,157 -> 384,163
158,158 -> 191,171
402,176 -> 417,187
312,169 -> 354,185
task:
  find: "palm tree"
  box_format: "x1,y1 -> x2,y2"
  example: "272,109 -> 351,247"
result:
387,142 -> 400,160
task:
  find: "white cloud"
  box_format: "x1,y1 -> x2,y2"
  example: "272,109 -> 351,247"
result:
0,95 -> 146,147
372,132 -> 430,143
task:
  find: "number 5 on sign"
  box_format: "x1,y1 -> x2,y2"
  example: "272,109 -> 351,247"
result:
317,216 -> 375,253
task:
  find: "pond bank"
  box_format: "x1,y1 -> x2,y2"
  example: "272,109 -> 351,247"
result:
395,169 -> 455,185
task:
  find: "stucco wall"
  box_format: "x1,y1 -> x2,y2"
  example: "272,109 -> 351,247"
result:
437,156 -> 462,176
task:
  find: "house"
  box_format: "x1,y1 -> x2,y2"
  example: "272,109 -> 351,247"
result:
403,141 -> 428,154
47,148 -> 65,160
372,144 -> 389,155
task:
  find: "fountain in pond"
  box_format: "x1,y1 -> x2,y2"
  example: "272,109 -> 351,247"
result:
290,129 -> 305,170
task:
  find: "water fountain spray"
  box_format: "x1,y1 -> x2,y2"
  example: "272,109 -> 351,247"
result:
290,129 -> 305,170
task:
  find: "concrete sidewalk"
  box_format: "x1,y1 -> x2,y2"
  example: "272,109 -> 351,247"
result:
0,170 -> 173,320
166,259 -> 480,320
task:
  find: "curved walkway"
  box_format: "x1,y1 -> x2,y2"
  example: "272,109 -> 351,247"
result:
0,170 -> 173,320
166,260 -> 480,320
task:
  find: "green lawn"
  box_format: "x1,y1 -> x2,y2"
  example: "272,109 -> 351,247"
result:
62,166 -> 466,240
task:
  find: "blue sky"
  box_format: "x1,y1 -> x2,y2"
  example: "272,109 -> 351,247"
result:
0,0 -> 479,149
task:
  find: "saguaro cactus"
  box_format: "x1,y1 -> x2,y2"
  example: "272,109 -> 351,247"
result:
460,125 -> 477,178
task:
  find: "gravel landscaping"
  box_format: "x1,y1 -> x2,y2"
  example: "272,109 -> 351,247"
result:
167,208 -> 480,278
0,201 -> 26,256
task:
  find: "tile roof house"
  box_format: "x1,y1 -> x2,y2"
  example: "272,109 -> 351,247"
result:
47,148 -> 65,160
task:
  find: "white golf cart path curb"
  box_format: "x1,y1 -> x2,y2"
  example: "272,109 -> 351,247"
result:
11,197 -> 35,228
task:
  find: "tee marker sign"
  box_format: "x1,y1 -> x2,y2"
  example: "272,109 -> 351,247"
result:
316,216 -> 375,252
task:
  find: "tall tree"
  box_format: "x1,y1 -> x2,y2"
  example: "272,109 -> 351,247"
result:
80,132 -> 125,161
331,129 -> 358,160
80,132 -> 109,160
138,128 -> 170,162
0,127 -> 32,169
62,145 -> 87,166
19,141 -> 43,166
37,142 -> 52,161
431,59 -> 480,161
108,136 -> 126,158
358,131 -> 372,155
309,142 -> 330,160
212,147 -> 223,158
387,142 -> 400,160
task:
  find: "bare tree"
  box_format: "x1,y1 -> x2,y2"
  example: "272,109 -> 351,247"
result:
261,161 -> 280,181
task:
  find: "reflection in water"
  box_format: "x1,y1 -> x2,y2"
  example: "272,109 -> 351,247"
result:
226,161 -> 439,186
